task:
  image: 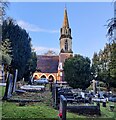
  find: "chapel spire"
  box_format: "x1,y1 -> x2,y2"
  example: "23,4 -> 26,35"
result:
60,7 -> 72,54
62,7 -> 69,28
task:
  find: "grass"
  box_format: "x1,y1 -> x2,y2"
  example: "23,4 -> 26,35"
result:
2,102 -> 87,119
0,85 -> 5,99
2,102 -> 58,119
100,102 -> 116,118
2,102 -> 116,120
0,86 -> 116,120
0,85 -> 6,120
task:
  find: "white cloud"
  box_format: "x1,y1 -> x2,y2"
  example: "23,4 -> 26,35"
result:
33,46 -> 59,55
17,20 -> 59,33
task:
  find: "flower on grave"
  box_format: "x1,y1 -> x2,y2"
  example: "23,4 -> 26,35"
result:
58,113 -> 62,118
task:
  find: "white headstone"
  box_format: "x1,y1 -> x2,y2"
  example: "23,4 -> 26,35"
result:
81,92 -> 85,98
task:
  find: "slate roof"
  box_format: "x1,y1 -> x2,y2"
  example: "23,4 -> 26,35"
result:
37,55 -> 59,73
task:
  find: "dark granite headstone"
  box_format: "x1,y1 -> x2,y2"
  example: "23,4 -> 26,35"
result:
59,95 -> 67,120
102,102 -> 106,107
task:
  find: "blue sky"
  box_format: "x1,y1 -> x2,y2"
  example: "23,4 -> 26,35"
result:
6,2 -> 114,59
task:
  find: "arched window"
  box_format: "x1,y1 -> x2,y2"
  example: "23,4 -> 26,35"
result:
66,30 -> 67,34
65,40 -> 68,51
48,75 -> 54,82
41,75 -> 46,78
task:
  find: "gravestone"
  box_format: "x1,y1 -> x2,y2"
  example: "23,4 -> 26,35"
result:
67,105 -> 101,115
110,105 -> 114,111
81,92 -> 85,98
30,75 -> 34,84
59,95 -> 67,120
92,80 -> 97,94
54,84 -> 59,107
102,99 -> 106,107
0,65 -> 2,81
99,91 -> 105,98
96,101 -> 100,111
13,69 -> 18,93
6,72 -> 9,83
102,101 -> 106,107
7,74 -> 13,98
1,64 -> 5,83
49,82 -> 53,92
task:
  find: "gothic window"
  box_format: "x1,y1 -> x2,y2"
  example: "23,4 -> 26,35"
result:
41,75 -> 46,78
65,40 -> 68,51
66,30 -> 67,34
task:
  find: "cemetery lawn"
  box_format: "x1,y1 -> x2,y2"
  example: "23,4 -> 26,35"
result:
0,86 -> 5,99
0,86 -> 116,119
2,101 -> 116,120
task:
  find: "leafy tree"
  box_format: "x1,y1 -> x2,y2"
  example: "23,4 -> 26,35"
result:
0,21 -> 1,41
64,54 -> 92,89
23,50 -> 37,82
0,0 -> 9,52
106,1 -> 116,43
0,38 -> 12,82
0,38 -> 12,65
91,52 -> 99,78
0,52 -> 11,65
1,39 -> 12,101
109,41 -> 116,87
106,18 -> 116,41
0,1 -> 9,41
2,18 -> 32,80
103,1 -> 116,88
29,51 -> 37,73
1,39 -> 12,54
0,0 -> 9,17
92,42 -> 116,88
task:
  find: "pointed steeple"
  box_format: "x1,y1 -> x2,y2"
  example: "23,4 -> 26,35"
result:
60,7 -> 73,54
62,7 -> 69,28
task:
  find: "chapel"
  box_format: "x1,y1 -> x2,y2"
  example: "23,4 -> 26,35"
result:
33,7 -> 73,82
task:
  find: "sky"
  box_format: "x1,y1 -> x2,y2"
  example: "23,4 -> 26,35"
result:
6,2 -> 114,59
